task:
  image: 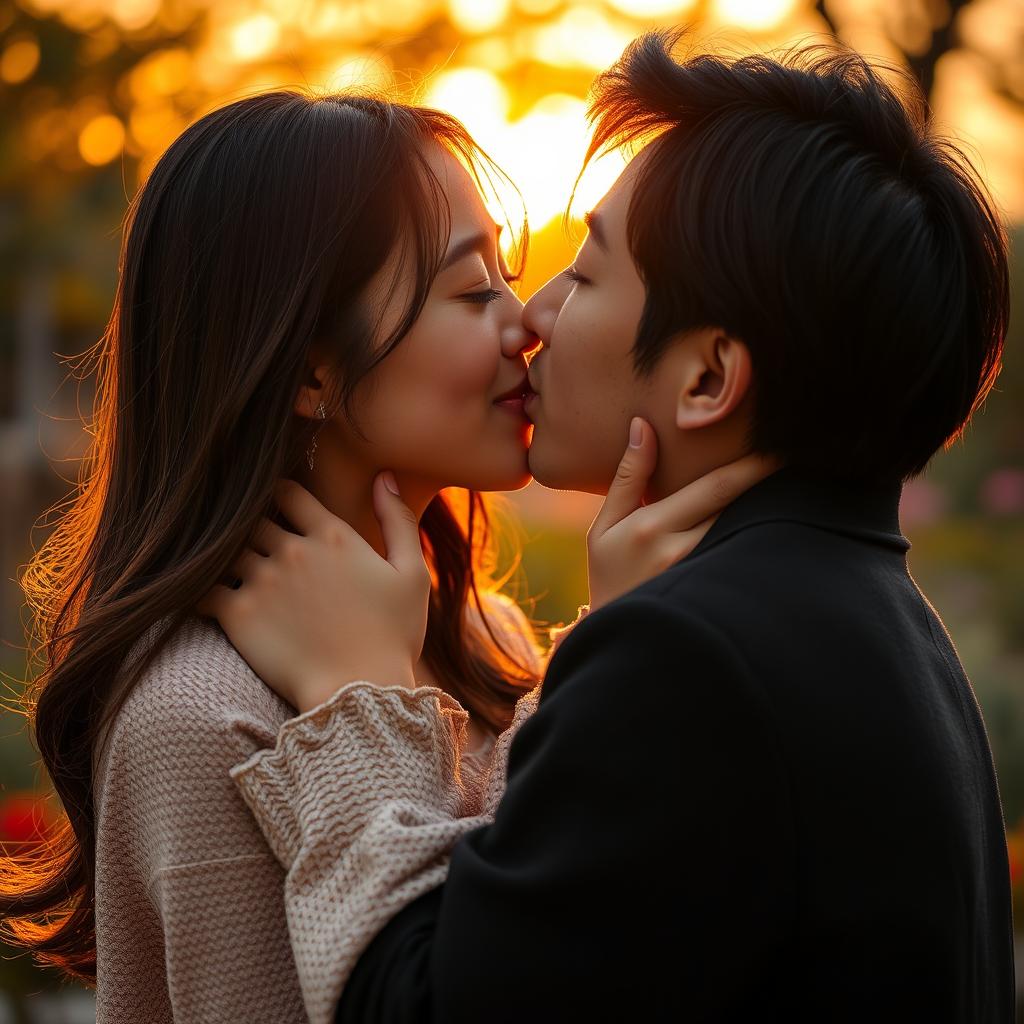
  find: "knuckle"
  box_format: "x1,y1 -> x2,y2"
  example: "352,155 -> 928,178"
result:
630,512 -> 657,545
249,556 -> 273,582
709,472 -> 737,505
279,534 -> 306,564
614,462 -> 636,485
322,523 -> 346,548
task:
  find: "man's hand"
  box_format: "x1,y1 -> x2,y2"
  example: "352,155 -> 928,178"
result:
587,417 -> 779,610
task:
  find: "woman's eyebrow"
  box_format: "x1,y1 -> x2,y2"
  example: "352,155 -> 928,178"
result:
583,209 -> 608,252
440,224 -> 503,272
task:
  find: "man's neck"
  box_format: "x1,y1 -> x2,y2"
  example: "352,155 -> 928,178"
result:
646,440 -> 750,504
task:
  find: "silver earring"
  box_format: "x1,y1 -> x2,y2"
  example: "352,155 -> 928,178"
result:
305,401 -> 327,471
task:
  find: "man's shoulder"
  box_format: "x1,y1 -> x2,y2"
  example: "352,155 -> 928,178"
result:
634,515 -> 894,621
542,587 -> 759,713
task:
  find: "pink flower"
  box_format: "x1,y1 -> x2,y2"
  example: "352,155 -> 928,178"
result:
900,478 -> 948,527
980,468 -> 1024,517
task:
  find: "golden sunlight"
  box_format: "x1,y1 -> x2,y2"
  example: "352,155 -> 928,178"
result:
449,0 -> 512,35
608,0 -> 699,16
11,0 -> 1023,223
229,13 -> 281,62
712,0 -> 801,30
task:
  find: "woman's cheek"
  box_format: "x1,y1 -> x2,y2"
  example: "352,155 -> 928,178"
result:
438,314 -> 502,402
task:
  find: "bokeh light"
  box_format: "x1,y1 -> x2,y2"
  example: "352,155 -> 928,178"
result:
0,36 -> 39,84
78,113 -> 126,165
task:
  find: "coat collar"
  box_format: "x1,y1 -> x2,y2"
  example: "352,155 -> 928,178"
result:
690,466 -> 910,558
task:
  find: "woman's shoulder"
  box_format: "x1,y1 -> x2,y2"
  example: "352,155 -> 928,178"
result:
95,615 -> 296,860
107,613 -> 293,762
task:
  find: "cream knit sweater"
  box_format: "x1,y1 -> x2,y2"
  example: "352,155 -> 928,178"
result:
92,594 -> 542,1024
232,680 -> 542,1024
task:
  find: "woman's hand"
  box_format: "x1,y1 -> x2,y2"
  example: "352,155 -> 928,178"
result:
196,473 -> 431,713
587,418 -> 780,611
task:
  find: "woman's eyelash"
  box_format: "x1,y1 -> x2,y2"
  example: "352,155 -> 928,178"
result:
463,288 -> 504,305
563,267 -> 589,285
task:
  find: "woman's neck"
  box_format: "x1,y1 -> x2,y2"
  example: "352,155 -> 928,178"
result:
292,454 -> 491,743
294,462 -> 436,557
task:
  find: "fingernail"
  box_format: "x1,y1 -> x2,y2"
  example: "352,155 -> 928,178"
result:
629,417 -> 643,447
381,471 -> 400,495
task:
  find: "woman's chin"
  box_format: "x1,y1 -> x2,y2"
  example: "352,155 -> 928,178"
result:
476,464 -> 534,493
455,452 -> 533,493
498,468 -> 534,493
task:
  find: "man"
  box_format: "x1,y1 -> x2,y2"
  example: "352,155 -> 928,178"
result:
243,29 -> 1015,1022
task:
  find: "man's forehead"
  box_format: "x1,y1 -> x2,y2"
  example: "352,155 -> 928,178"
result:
587,159 -> 638,241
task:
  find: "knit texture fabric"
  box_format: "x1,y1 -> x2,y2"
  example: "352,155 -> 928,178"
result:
231,680 -> 542,1024
92,592 -> 540,1023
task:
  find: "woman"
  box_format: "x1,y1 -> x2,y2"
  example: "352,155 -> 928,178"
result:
0,90 -> 547,1022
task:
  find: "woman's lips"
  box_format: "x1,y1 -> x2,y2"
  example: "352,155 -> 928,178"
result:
496,396 -> 527,414
494,375 -> 535,417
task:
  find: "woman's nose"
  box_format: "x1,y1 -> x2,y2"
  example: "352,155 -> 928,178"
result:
498,288 -> 536,358
500,318 -> 540,359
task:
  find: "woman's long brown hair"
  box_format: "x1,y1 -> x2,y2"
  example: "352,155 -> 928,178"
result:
0,91 -> 537,984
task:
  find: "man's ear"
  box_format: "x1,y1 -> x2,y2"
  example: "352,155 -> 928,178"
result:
675,328 -> 752,431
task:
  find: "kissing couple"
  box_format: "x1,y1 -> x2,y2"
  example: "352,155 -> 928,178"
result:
3,26 -> 1014,1024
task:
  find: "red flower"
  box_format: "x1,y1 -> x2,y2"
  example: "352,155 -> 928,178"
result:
1007,827 -> 1023,889
0,792 -> 51,846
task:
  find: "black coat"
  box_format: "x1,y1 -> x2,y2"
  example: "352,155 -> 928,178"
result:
337,468 -> 1015,1023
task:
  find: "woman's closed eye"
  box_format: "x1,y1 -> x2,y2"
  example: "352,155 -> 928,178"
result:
563,266 -> 590,286
461,286 -> 504,305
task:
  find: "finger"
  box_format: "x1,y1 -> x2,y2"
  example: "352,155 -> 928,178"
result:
249,517 -> 292,556
657,514 -> 720,567
228,547 -> 264,582
372,471 -> 428,577
195,584 -> 234,620
641,454 -> 777,535
590,417 -> 658,538
273,478 -> 334,536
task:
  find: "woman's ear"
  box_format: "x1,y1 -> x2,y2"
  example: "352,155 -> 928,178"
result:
294,358 -> 332,420
675,328 -> 752,431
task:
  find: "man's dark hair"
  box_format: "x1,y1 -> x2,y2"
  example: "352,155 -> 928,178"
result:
585,29 -> 1008,482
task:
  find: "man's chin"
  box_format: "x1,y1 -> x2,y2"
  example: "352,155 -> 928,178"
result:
526,447 -> 611,496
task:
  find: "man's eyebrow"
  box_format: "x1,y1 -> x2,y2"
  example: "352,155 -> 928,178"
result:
440,223 -> 503,272
583,209 -> 608,252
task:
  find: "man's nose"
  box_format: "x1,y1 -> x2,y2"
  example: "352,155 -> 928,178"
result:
523,273 -> 571,347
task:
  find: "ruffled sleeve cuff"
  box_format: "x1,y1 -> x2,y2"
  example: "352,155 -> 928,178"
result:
229,681 -> 491,1024
546,603 -> 590,661
230,681 -> 473,869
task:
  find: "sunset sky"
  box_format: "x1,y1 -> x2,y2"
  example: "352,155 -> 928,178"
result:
6,0 -> 1023,245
